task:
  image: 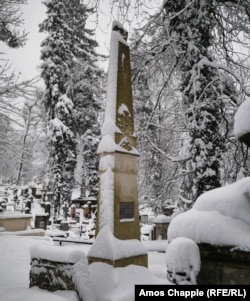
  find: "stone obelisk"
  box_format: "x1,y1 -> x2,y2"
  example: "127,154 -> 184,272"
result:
88,21 -> 147,268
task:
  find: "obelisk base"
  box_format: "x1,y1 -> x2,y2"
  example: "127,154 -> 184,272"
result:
88,227 -> 148,268
88,254 -> 148,268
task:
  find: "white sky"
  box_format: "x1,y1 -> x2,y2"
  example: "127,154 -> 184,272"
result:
1,0 -> 115,82
1,0 -> 46,81
1,0 -> 161,83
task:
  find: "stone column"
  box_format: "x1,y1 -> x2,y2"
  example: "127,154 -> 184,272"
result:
88,21 -> 147,268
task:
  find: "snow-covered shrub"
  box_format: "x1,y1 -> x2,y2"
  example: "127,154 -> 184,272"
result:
166,237 -> 200,285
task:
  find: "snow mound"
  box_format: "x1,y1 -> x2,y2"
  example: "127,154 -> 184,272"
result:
194,177 -> 250,225
234,98 -> 250,138
168,209 -> 250,249
89,262 -> 168,301
30,243 -> 85,263
166,237 -> 200,284
168,177 -> 250,250
73,256 -> 96,301
88,226 -> 147,261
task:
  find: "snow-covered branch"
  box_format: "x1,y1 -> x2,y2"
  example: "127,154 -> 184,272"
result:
146,135 -> 191,163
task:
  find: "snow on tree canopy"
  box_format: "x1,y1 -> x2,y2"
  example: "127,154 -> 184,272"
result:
49,117 -> 73,140
168,177 -> 250,250
55,94 -> 74,115
234,98 -> 250,139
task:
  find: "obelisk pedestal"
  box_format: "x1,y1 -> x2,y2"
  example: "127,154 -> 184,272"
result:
88,21 -> 147,268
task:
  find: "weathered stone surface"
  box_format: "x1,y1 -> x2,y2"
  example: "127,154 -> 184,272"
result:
113,153 -> 140,241
88,254 -> 148,268
93,22 -> 147,268
0,214 -> 32,231
198,243 -> 250,284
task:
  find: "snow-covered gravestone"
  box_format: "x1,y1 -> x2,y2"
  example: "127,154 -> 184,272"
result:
234,98 -> 250,146
166,237 -> 200,285
30,243 -> 96,301
88,21 -> 147,268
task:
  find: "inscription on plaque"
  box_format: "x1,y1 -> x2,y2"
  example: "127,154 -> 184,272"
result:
120,202 -> 134,219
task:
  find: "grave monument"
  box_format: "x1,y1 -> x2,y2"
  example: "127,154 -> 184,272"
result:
88,21 -> 147,267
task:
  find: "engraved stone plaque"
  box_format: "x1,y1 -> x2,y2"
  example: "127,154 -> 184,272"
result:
120,202 -> 134,219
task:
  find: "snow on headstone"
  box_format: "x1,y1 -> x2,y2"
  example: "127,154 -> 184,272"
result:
234,98 -> 250,139
30,243 -> 95,300
193,177 -> 250,226
166,237 -> 200,284
168,177 -> 250,250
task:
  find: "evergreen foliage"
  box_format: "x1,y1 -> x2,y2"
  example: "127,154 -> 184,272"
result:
40,0 -> 78,212
40,0 -> 102,214
65,0 -> 103,197
163,1 -> 237,201
130,0 -> 250,207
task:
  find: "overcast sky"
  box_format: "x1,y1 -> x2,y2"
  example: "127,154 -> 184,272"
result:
2,0 -> 46,81
2,0 -> 161,84
2,0 -> 115,83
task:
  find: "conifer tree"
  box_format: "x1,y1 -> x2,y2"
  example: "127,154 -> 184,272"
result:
40,0 -> 103,216
163,1 -> 236,201
65,0 -> 103,197
40,0 -> 77,215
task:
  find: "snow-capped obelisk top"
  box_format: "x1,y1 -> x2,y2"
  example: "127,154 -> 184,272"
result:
98,21 -> 138,155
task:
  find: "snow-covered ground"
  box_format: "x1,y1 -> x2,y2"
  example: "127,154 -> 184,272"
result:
0,234 -> 169,301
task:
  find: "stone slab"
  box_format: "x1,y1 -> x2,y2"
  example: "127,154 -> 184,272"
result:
198,243 -> 250,284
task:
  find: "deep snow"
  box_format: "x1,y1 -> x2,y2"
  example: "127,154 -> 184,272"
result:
0,234 -> 169,301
